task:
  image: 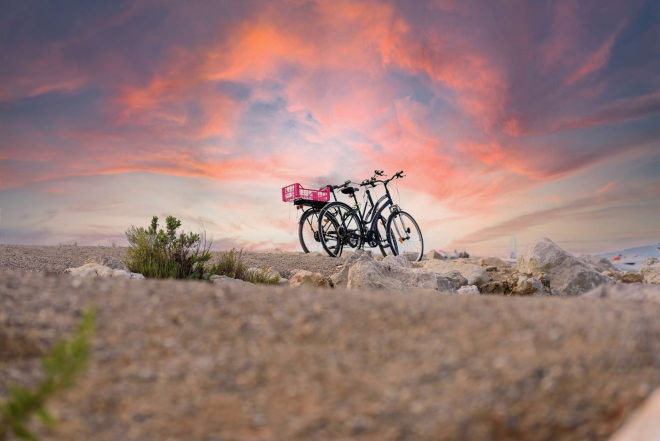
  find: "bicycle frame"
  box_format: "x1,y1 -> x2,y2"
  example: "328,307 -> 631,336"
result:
344,180 -> 398,244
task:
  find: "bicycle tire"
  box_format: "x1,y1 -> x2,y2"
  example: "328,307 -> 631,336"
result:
298,209 -> 320,253
317,202 -> 363,257
386,211 -> 424,262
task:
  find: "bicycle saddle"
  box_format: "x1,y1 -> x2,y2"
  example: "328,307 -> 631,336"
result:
340,187 -> 359,195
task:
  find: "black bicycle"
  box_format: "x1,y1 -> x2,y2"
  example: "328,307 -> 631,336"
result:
296,180 -> 353,254
316,170 -> 424,261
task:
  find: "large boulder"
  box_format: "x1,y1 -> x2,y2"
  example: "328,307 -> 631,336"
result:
582,283 -> 660,304
517,238 -> 613,295
423,260 -> 489,286
335,252 -> 455,292
331,250 -> 372,287
641,257 -> 660,284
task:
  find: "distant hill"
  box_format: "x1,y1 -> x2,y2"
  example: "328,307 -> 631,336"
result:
598,243 -> 660,271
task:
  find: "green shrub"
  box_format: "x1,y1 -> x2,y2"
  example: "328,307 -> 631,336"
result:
124,216 -> 212,279
208,249 -> 280,284
0,309 -> 96,441
124,216 -> 278,284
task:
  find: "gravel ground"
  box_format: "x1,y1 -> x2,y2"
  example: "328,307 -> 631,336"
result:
0,245 -> 344,278
1,266 -> 659,441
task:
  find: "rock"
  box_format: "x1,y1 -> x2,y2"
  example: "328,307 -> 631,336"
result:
381,255 -> 411,269
580,255 -> 618,273
609,387 -> 660,441
426,250 -> 446,260
480,281 -> 506,295
517,238 -> 613,295
641,257 -> 660,284
347,256 -> 404,291
600,270 -> 643,283
478,257 -> 509,268
441,271 -> 469,290
457,285 -> 480,295
423,260 -> 490,286
289,270 -> 332,288
211,275 -> 255,288
331,250 -> 372,287
582,283 -> 660,304
66,263 -> 144,280
620,272 -> 644,283
512,276 -> 544,295
111,269 -> 132,279
337,252 -> 455,292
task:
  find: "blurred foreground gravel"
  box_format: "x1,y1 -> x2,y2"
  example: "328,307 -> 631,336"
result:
1,266 -> 659,441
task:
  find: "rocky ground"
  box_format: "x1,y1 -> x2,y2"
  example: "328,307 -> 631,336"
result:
1,242 -> 660,440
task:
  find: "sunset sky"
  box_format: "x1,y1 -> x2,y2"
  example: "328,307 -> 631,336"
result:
1,0 -> 659,255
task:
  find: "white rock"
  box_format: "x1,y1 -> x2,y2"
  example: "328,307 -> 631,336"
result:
457,285 -> 480,295
381,255 -> 412,269
343,252 -> 454,292
517,237 -> 613,296
111,269 -> 132,279
423,260 -> 490,286
641,257 -> 660,284
609,387 -> 660,441
330,250 -> 372,287
66,263 -> 145,279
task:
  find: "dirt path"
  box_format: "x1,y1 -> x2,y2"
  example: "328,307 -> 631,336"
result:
1,267 -> 659,441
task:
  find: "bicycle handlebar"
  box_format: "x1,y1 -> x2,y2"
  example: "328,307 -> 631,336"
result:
359,170 -> 405,187
328,171 -> 405,191
322,180 -> 352,190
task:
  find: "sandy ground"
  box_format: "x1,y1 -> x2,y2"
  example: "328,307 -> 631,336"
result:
1,246 -> 659,441
0,245 -> 345,278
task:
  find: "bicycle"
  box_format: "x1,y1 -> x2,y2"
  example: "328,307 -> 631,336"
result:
316,170 -> 424,261
282,181 -> 355,254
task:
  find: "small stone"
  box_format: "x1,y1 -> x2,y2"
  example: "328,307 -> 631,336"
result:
457,285 -> 480,295
289,270 -> 331,288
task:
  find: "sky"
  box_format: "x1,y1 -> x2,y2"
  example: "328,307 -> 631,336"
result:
0,0 -> 659,256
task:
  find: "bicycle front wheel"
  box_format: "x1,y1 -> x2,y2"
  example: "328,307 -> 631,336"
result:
387,211 -> 424,262
376,215 -> 390,257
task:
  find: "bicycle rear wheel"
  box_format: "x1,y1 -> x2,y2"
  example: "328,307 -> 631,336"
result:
318,202 -> 363,257
298,209 -> 323,253
387,211 -> 424,262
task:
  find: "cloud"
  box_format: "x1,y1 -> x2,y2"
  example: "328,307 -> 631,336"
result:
1,0 -> 658,252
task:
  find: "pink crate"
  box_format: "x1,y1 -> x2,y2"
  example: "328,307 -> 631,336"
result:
282,183 -> 330,202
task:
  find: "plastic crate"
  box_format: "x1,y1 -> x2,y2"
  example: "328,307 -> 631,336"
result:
282,183 -> 330,202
